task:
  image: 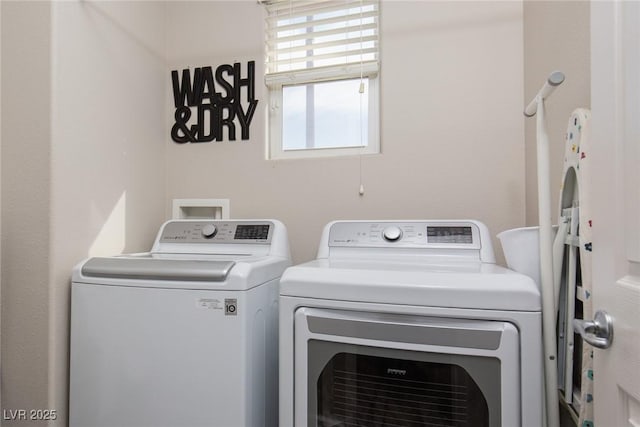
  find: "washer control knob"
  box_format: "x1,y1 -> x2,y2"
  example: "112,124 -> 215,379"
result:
382,226 -> 403,242
202,224 -> 217,239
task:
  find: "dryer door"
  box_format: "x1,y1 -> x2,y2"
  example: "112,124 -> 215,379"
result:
294,308 -> 520,427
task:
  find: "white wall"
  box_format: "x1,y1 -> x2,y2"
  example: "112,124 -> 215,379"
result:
1,1 -> 53,417
0,0 -> 4,410
1,1 -> 167,424
523,0 -> 590,225
165,0 -> 526,264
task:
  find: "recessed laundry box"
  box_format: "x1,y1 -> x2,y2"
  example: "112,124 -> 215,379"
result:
279,220 -> 543,427
69,219 -> 291,427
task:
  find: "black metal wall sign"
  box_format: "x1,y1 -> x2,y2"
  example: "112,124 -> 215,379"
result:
171,61 -> 258,143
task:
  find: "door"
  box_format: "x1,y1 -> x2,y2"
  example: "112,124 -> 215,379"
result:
590,1 -> 640,425
294,307 -> 522,427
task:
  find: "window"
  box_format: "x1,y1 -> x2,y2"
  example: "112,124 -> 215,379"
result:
264,0 -> 380,159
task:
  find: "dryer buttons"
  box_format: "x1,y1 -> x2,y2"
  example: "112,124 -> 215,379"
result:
382,226 -> 403,242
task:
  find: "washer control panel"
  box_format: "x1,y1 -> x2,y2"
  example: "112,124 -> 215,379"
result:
328,221 -> 481,249
159,221 -> 273,244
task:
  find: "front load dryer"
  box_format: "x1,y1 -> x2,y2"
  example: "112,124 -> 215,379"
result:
279,220 -> 543,427
70,219 -> 290,427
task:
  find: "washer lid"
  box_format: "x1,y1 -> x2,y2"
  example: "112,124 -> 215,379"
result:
81,257 -> 235,282
279,259 -> 541,311
73,253 -> 291,290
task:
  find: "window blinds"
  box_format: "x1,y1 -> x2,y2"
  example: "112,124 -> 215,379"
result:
264,0 -> 379,86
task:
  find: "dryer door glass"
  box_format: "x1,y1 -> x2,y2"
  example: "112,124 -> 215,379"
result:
310,342 -> 497,427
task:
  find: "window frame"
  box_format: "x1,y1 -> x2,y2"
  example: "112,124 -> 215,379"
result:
263,0 -> 380,160
267,75 -> 380,160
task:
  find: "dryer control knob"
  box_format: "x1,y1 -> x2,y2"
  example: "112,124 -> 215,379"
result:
382,226 -> 403,242
202,224 -> 217,238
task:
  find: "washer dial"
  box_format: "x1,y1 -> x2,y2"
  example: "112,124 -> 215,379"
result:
382,226 -> 403,242
202,224 -> 217,238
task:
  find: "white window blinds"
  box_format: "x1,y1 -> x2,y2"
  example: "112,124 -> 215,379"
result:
264,0 -> 379,86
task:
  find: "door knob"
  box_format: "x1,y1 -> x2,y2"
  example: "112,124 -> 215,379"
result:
573,310 -> 614,349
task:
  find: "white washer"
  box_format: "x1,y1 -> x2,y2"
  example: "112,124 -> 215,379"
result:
70,219 -> 290,427
279,220 -> 543,427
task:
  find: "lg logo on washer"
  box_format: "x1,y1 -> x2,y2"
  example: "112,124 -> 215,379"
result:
170,61 -> 258,143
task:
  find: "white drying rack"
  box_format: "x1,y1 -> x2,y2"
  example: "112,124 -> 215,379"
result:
524,70 -> 565,427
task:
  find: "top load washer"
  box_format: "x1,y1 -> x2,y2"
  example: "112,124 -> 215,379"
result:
70,219 -> 290,427
279,220 -> 543,427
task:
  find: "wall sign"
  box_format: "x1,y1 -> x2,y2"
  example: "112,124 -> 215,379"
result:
171,61 -> 258,143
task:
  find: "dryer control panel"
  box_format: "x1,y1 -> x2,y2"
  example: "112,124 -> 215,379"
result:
327,221 -> 485,251
323,220 -> 495,262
